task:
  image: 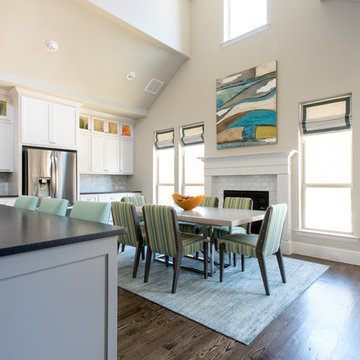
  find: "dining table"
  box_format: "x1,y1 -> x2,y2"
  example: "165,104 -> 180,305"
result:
136,205 -> 265,275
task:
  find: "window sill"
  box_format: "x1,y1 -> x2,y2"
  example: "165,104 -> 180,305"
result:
295,229 -> 359,243
221,24 -> 270,48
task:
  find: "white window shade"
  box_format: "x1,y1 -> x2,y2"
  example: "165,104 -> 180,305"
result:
301,95 -> 351,134
181,123 -> 204,146
154,129 -> 174,149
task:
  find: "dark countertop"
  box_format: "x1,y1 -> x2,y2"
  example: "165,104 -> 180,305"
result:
80,191 -> 142,195
0,204 -> 126,257
0,195 -> 18,198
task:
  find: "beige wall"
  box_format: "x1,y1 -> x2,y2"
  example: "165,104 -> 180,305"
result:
86,0 -> 191,56
129,0 -> 360,257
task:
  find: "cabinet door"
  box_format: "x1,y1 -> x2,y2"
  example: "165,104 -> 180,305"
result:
22,96 -> 50,146
91,136 -> 105,173
120,139 -> 134,175
79,133 -> 92,174
104,137 -> 120,174
53,103 -> 77,149
0,122 -> 12,171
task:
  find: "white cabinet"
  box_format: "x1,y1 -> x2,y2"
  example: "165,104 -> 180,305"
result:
0,197 -> 16,206
79,194 -> 98,202
0,121 -> 13,171
105,137 -> 120,173
79,132 -> 92,174
120,139 -> 134,175
91,135 -> 105,173
21,96 -> 77,149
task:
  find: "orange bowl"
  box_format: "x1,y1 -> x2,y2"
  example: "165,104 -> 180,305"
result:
172,194 -> 205,210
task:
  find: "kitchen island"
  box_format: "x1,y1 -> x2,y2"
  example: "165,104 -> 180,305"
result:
0,204 -> 125,360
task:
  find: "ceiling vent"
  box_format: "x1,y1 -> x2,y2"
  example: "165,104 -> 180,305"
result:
144,78 -> 165,95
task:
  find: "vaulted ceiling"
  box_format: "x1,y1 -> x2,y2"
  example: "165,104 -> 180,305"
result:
0,0 -> 189,118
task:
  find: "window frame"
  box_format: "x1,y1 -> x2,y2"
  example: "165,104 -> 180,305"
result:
155,147 -> 175,205
222,0 -> 269,46
299,113 -> 353,236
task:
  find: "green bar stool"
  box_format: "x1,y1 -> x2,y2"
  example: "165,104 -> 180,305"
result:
38,198 -> 69,216
14,195 -> 39,211
70,201 -> 111,224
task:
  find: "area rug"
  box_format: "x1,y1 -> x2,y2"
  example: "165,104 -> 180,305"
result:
117,248 -> 329,345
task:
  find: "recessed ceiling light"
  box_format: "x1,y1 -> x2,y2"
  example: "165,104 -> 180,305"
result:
45,40 -> 59,52
127,72 -> 136,80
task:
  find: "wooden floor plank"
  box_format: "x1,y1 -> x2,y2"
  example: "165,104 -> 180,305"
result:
118,255 -> 360,360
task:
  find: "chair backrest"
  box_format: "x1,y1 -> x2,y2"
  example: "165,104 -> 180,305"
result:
70,201 -> 111,224
223,197 -> 253,231
14,195 -> 39,211
200,196 -> 219,208
111,202 -> 140,247
257,203 -> 288,256
142,205 -> 179,258
122,196 -> 146,207
38,198 -> 69,216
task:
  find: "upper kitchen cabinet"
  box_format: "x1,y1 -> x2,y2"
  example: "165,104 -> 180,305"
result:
0,95 -> 13,171
21,96 -> 77,150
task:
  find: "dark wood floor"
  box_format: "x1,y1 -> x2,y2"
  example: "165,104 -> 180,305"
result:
117,255 -> 360,360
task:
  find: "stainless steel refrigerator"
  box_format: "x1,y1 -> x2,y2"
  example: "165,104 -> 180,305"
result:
23,147 -> 77,205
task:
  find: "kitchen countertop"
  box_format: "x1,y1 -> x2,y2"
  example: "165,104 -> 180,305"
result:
0,204 -> 126,257
0,195 -> 18,198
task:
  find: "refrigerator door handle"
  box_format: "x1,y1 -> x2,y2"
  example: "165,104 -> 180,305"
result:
54,154 -> 59,198
50,153 -> 56,198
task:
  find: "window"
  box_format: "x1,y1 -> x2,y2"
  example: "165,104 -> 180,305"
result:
300,95 -> 352,235
223,0 -> 268,43
180,123 -> 205,196
154,129 -> 175,205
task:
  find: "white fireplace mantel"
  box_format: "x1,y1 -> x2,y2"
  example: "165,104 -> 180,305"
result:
201,150 -> 298,254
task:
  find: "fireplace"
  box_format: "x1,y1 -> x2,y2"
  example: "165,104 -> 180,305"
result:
224,190 -> 269,234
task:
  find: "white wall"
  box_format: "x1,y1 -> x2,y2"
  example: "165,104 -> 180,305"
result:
86,0 -> 191,57
129,0 -> 360,259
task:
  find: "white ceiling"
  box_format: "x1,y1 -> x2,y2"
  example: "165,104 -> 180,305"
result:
0,0 -> 188,118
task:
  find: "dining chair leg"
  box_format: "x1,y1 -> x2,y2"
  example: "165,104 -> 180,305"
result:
275,248 -> 287,283
172,256 -> 181,294
144,248 -> 152,283
257,252 -> 270,295
203,241 -> 208,279
121,243 -> 125,252
195,251 -> 199,259
165,255 -> 169,267
241,255 -> 245,272
219,243 -> 225,282
132,241 -> 142,278
141,245 -> 145,260
228,253 -> 232,266
233,253 -> 236,267
117,242 -> 120,252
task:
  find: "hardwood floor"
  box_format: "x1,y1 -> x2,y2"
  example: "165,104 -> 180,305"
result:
117,255 -> 360,360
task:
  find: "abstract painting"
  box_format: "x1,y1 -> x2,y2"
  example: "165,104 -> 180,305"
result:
216,61 -> 277,149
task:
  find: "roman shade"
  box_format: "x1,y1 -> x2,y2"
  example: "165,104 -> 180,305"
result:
301,95 -> 351,134
181,123 -> 204,146
154,129 -> 174,149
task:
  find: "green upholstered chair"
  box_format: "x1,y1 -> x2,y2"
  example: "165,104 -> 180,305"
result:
179,196 -> 219,234
70,201 -> 111,224
142,204 -> 208,293
218,204 -> 288,295
38,198 -> 69,216
122,195 -> 146,207
111,201 -> 147,278
14,195 -> 38,211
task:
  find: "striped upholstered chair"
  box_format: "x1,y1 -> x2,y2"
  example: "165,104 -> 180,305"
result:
70,201 -> 111,224
38,198 -> 69,216
213,197 -> 253,268
179,196 -> 219,234
14,195 -> 39,211
218,204 -> 288,295
112,202 -> 146,278
142,204 -> 208,293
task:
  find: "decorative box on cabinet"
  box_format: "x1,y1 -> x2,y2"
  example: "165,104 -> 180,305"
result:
21,96 -> 77,150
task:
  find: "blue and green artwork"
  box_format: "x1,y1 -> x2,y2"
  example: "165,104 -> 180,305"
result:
216,61 -> 277,149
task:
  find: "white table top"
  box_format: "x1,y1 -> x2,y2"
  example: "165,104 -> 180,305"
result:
136,205 -> 265,227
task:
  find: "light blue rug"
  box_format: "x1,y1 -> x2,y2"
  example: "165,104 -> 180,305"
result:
118,248 -> 329,345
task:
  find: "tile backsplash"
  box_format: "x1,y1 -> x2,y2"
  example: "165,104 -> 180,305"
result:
0,173 -> 9,196
80,174 -> 129,193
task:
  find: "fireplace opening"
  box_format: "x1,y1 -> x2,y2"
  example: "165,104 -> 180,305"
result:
223,190 -> 269,234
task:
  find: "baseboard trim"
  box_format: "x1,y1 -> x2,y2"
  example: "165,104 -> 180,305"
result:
291,241 -> 360,266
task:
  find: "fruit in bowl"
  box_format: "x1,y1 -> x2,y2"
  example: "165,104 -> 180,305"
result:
172,194 -> 205,210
